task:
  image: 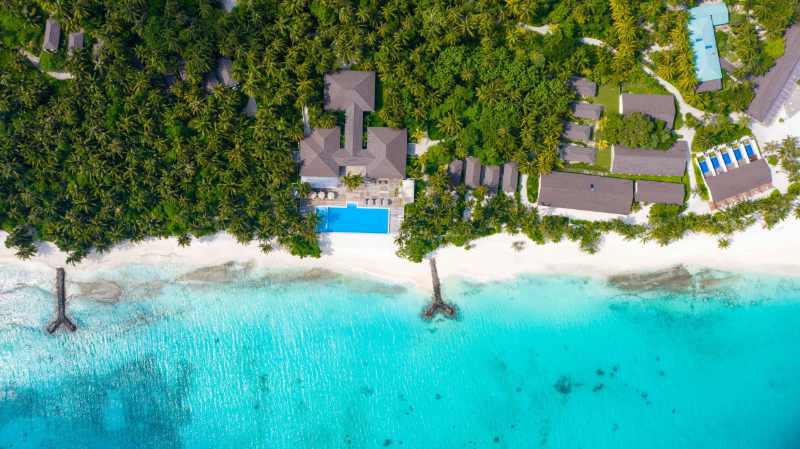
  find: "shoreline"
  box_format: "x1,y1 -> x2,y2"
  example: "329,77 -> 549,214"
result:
2,216 -> 800,293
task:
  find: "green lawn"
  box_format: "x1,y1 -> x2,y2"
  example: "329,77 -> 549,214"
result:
594,84 -> 619,115
595,147 -> 612,171
622,69 -> 670,96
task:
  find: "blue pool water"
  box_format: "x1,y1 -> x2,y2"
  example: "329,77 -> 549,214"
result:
317,202 -> 389,233
734,148 -> 743,160
722,152 -> 732,165
710,156 -> 721,169
745,143 -> 755,157
699,160 -> 710,174
1,265 -> 800,448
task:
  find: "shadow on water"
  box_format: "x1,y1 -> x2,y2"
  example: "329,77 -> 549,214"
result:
0,356 -> 192,449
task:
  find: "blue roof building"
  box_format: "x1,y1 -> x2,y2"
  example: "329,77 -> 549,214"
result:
688,2 -> 729,92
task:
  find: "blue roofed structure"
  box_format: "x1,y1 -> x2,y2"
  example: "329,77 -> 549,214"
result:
688,2 -> 729,92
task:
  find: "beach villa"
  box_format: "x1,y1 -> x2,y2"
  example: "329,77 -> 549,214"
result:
747,24 -> 800,124
299,71 -> 414,233
620,94 -> 676,129
611,141 -> 689,177
696,138 -> 773,209
688,2 -> 729,93
538,172 -> 634,215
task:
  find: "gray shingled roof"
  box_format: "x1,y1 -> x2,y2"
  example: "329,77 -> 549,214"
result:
67,31 -> 84,54
43,19 -> 60,52
448,160 -> 464,185
366,128 -> 407,179
563,122 -> 592,142
612,140 -> 689,177
502,162 -> 519,194
243,96 -> 257,117
696,79 -> 722,93
299,128 -> 340,178
572,103 -> 603,121
325,71 -> 375,154
482,165 -> 500,191
570,77 -> 597,98
204,72 -> 219,91
561,144 -> 597,164
464,157 -> 482,188
538,172 -> 633,215
747,24 -> 800,124
217,57 -> 237,87
705,159 -> 772,204
621,94 -> 676,129
636,181 -> 684,204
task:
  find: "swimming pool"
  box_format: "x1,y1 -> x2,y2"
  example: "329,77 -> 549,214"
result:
710,156 -> 721,169
722,152 -> 732,165
316,202 -> 389,234
699,160 -> 710,174
734,148 -> 743,161
745,143 -> 755,157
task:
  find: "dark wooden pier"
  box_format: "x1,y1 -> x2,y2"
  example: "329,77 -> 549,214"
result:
46,268 -> 77,334
422,258 -> 457,320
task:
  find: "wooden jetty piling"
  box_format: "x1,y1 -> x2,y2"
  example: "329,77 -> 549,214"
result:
46,268 -> 77,334
422,258 -> 457,320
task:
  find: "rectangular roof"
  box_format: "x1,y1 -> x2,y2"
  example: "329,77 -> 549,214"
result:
464,157 -> 482,187
217,57 -> 237,87
563,122 -> 592,142
612,140 -> 689,177
43,19 -> 60,52
747,24 -> 800,124
621,94 -> 676,129
561,144 -> 597,164
538,172 -> 633,215
502,162 -> 519,194
688,3 -> 728,83
572,103 -> 604,120
636,181 -> 685,204
448,160 -> 464,185
482,165 -> 500,190
705,158 -> 772,204
67,31 -> 84,53
570,77 -> 597,98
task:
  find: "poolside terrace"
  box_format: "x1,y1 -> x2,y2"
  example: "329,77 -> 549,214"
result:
302,179 -> 413,233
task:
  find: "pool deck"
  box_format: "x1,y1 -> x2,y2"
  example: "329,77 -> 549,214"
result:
304,179 -> 411,233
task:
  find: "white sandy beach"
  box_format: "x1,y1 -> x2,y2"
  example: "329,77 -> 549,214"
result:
2,214 -> 799,292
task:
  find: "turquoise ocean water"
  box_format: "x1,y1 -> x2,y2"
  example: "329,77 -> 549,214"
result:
0,264 -> 799,449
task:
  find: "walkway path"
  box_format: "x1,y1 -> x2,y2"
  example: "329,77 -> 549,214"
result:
20,50 -> 75,80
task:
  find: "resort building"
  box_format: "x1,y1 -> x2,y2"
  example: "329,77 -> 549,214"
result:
538,172 -> 633,215
43,19 -> 61,53
570,77 -> 597,98
688,2 -> 729,93
482,165 -> 501,192
696,138 -> 774,209
561,144 -> 597,164
563,122 -> 592,143
217,57 -> 237,87
502,162 -> 519,195
611,141 -> 689,177
67,31 -> 84,55
243,97 -> 257,118
299,71 -> 408,187
464,157 -> 482,188
621,94 -> 676,129
747,24 -> 800,124
635,181 -> 685,205
571,103 -> 603,121
447,160 -> 464,186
